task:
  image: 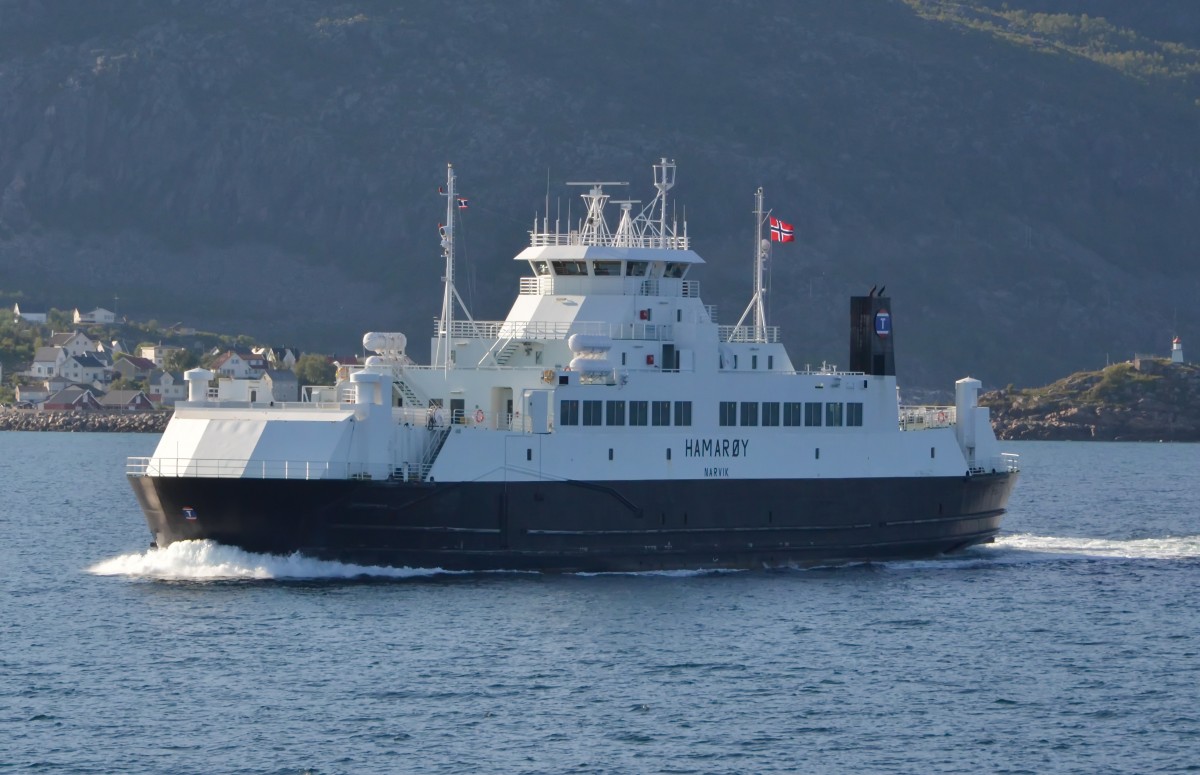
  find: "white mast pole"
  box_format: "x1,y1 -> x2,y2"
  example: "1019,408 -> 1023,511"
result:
754,186 -> 765,340
436,163 -> 457,371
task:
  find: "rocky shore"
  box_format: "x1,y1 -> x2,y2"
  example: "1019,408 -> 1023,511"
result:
981,359 -> 1200,441
0,410 -> 170,433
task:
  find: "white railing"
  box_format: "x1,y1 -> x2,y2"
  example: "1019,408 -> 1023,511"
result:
704,304 -> 718,322
517,275 -> 700,299
128,456 -> 366,480
719,325 -> 781,343
529,231 -> 690,250
898,406 -> 956,431
438,319 -> 674,341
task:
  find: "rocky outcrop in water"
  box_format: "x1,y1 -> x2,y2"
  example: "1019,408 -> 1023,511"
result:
0,410 -> 169,433
981,360 -> 1200,441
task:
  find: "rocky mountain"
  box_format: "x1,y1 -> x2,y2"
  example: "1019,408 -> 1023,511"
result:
981,358 -> 1200,440
1,0 -> 1198,388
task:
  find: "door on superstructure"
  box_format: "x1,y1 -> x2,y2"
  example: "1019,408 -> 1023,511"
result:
491,387 -> 514,430
450,398 -> 465,425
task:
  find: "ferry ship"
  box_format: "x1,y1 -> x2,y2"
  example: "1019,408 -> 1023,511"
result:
128,160 -> 1019,572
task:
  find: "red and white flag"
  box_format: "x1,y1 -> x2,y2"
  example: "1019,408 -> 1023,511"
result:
769,216 -> 795,243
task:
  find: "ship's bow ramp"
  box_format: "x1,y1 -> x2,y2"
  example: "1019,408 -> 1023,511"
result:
149,408 -> 357,479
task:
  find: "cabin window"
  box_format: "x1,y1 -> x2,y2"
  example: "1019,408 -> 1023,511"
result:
664,262 -> 687,278
804,402 -> 822,427
559,400 -> 580,426
674,401 -> 692,426
825,402 -> 844,427
626,261 -> 649,276
551,260 -> 588,276
606,400 -> 626,426
768,355 -> 774,370
751,355 -> 758,370
593,260 -> 622,276
783,402 -> 802,427
846,402 -> 864,427
740,401 -> 758,426
732,354 -> 738,369
719,401 -> 737,427
762,402 -> 780,427
583,400 -> 602,426
629,401 -> 648,426
652,400 -> 671,426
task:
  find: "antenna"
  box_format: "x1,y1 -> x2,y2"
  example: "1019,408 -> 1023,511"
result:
731,187 -> 769,343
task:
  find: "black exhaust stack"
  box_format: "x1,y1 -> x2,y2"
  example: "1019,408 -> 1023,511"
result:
850,295 -> 895,376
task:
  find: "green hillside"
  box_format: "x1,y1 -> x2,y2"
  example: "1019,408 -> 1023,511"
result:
1,1 -> 1197,388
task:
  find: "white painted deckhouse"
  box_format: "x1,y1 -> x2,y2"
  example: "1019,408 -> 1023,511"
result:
128,159 -> 1019,572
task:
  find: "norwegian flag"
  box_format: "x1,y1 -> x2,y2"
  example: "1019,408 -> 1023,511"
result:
457,197 -> 469,209
769,216 -> 795,243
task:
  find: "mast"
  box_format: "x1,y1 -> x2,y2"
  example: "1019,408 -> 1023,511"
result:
435,163 -> 477,371
732,186 -> 770,343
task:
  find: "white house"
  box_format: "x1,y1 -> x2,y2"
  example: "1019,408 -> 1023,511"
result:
12,303 -> 47,324
29,346 -> 67,377
148,371 -> 187,406
139,344 -> 185,368
48,331 -> 97,358
73,307 -> 117,325
61,353 -> 109,386
210,350 -> 266,379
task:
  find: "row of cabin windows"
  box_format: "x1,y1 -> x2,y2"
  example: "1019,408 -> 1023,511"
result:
718,401 -> 864,428
560,400 -> 693,427
537,260 -> 688,278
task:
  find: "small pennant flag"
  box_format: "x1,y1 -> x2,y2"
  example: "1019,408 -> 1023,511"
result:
769,216 -> 795,243
457,197 -> 469,209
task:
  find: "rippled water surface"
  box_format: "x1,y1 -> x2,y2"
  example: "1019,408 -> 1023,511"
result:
2,434 -> 1198,773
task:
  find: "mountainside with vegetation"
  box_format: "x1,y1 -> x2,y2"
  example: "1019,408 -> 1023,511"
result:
981,358 -> 1200,440
1,0 -> 1197,387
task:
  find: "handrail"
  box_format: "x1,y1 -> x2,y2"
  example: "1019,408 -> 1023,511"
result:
437,319 -> 674,342
898,405 -> 956,431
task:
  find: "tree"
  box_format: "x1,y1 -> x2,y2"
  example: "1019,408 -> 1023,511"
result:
294,353 -> 336,386
165,348 -> 198,372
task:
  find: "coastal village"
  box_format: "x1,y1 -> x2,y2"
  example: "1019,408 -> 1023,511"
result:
1,301 -> 350,426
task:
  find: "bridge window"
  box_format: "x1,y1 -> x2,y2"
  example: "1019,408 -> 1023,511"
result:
559,400 -> 579,426
664,262 -> 687,278
606,400 -> 626,426
652,400 -> 671,426
583,400 -> 602,426
804,402 -> 822,427
719,401 -> 737,427
846,402 -> 863,427
551,260 -> 588,276
593,260 -> 622,276
825,402 -> 844,427
674,401 -> 692,426
784,402 -> 802,426
762,402 -> 780,427
740,401 -> 758,426
532,261 -> 550,275
626,261 -> 649,276
630,401 -> 648,426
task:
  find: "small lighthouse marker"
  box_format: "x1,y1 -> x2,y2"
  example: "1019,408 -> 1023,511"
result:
1171,336 -> 1184,364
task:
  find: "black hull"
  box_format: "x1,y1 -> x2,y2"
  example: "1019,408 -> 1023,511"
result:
129,472 -> 1018,572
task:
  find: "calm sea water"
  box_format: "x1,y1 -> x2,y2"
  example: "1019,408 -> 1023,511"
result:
1,432 -> 1198,774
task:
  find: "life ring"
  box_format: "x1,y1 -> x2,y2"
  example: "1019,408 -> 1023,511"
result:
937,411 -> 947,423
474,409 -> 485,424
542,369 -> 556,383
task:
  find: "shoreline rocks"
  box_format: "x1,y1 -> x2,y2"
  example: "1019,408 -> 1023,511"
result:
0,410 -> 170,433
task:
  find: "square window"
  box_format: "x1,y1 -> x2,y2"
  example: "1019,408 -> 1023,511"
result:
719,401 -> 737,426
583,400 -> 602,426
652,401 -> 671,426
740,401 -> 758,426
784,402 -> 802,426
825,402 -> 844,427
630,401 -> 648,426
804,402 -> 822,427
761,402 -> 780,426
559,400 -> 579,426
606,400 -> 626,426
674,401 -> 692,426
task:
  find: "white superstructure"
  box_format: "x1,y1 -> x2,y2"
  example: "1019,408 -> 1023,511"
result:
132,160 -> 1017,488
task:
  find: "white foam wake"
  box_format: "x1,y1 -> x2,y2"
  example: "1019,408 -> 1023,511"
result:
88,540 -> 448,581
991,533 -> 1200,561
